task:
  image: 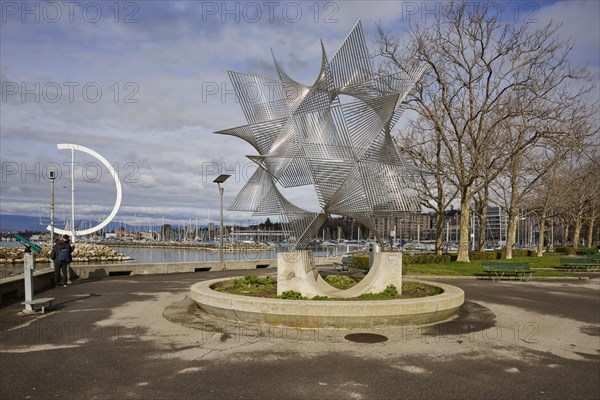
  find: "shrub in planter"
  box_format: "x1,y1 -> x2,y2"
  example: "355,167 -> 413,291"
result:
555,247 -> 577,255
403,253 -> 451,264
512,249 -> 530,257
468,251 -> 497,260
279,290 -> 305,300
350,255 -> 370,270
324,275 -> 357,289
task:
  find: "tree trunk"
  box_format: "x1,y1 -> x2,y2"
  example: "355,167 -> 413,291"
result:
478,205 -> 488,252
529,217 -> 534,249
537,194 -> 552,257
435,211 -> 444,256
474,186 -> 489,253
587,213 -> 596,248
537,210 -> 547,257
457,187 -> 472,262
573,214 -> 583,249
563,225 -> 569,246
505,210 -> 519,259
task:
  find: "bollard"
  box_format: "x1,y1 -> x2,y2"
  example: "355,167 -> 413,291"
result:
23,250 -> 35,313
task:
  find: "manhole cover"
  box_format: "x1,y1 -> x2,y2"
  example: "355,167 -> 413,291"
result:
344,333 -> 388,343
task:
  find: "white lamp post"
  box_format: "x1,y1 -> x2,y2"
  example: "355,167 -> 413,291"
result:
213,174 -> 231,269
49,169 -> 56,272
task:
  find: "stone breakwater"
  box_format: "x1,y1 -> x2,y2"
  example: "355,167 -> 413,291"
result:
0,243 -> 133,265
96,240 -> 272,251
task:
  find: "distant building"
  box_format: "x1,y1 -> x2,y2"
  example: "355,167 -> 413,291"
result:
373,206 -> 509,247
438,206 -> 508,246
483,206 -> 508,245
139,231 -> 158,241
29,234 -> 49,242
115,230 -> 135,240
374,212 -> 433,242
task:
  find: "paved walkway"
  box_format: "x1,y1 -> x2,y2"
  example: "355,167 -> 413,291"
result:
1,271 -> 599,400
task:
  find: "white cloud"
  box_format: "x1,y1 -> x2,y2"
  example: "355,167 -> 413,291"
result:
135,173 -> 157,189
7,186 -> 22,194
535,0 -> 600,66
1,0 -> 598,224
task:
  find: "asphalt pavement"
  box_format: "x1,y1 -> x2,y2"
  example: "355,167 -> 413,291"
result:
1,270 -> 599,400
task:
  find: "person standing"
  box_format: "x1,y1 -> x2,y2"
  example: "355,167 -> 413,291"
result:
51,238 -> 70,287
49,239 -> 62,287
62,235 -> 74,285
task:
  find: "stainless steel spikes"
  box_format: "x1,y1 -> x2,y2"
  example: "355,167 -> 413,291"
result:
216,21 -> 424,249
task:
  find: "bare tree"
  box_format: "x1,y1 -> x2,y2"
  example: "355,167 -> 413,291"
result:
528,146 -> 573,256
397,119 -> 458,255
583,147 -> 600,248
548,137 -> 599,249
491,98 -> 594,258
473,150 -> 501,252
569,148 -> 600,249
377,1 -> 593,261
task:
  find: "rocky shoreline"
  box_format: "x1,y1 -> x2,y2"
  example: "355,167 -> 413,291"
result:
0,241 -> 274,279
97,240 -> 273,251
0,243 -> 133,266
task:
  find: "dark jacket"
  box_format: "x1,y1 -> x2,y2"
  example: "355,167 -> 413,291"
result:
52,241 -> 73,263
49,243 -> 61,261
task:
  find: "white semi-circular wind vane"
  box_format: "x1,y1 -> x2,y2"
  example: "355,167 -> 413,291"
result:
47,144 -> 122,237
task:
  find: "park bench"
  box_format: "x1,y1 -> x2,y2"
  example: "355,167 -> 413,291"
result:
557,256 -> 600,272
333,256 -> 353,272
480,262 -> 533,281
576,249 -> 600,256
21,297 -> 55,314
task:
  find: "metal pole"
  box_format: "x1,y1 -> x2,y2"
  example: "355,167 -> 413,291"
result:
219,183 -> 224,267
71,148 -> 76,243
68,149 -> 75,284
50,171 -> 55,271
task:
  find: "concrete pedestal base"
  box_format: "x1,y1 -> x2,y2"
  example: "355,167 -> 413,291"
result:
277,250 -> 402,299
191,278 -> 464,328
191,250 -> 465,328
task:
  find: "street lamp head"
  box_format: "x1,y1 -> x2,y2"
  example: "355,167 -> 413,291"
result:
213,174 -> 231,184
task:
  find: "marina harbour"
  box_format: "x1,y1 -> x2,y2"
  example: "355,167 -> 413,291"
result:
0,242 -> 361,275
107,244 -> 354,264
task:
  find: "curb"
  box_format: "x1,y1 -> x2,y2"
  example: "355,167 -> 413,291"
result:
405,275 -> 591,281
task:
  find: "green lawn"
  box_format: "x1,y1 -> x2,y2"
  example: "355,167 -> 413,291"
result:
403,253 -> 574,277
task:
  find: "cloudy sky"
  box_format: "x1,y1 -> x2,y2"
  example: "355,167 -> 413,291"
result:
1,0 -> 598,229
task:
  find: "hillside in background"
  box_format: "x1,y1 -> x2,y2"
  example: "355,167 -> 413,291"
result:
0,214 -> 207,233
0,215 -> 46,232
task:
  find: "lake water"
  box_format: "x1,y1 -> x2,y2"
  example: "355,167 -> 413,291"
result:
1,243 -> 360,274
109,244 -> 353,264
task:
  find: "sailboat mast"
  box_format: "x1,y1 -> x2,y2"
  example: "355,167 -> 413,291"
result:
71,147 -> 76,243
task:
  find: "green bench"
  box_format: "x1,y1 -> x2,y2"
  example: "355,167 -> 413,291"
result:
480,262 -> 533,281
333,256 -> 353,272
576,248 -> 600,256
557,256 -> 600,272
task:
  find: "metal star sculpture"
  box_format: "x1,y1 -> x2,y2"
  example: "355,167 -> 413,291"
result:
216,21 -> 424,249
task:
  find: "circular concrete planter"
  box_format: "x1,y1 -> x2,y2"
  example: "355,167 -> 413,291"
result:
190,278 -> 464,328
